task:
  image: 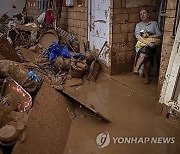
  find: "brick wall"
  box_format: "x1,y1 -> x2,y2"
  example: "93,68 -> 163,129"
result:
26,0 -> 38,17
26,6 -> 38,17
158,0 -> 177,88
58,0 -> 88,50
111,0 -> 158,74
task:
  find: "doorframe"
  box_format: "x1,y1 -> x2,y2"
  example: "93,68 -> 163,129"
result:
87,0 -> 110,65
159,20 -> 180,112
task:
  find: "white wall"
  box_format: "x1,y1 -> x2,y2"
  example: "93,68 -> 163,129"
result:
0,0 -> 26,18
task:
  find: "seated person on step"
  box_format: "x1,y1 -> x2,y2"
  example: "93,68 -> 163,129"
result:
134,8 -> 162,84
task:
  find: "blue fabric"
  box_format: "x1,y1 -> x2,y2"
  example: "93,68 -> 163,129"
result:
72,53 -> 85,59
28,71 -> 40,83
61,45 -> 72,58
44,42 -> 72,62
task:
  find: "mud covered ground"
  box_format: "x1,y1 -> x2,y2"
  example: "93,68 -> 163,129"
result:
10,72 -> 180,154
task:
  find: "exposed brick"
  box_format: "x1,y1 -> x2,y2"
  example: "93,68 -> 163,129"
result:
122,0 -> 126,8
83,12 -> 88,20
167,0 -> 177,10
166,9 -> 176,18
113,24 -> 121,34
71,27 -> 78,34
117,51 -> 126,62
127,7 -> 141,13
161,44 -> 173,59
150,12 -> 158,21
113,33 -> 128,43
70,11 -> 77,19
68,19 -> 74,26
120,41 -> 134,52
81,20 -> 87,29
114,8 -> 128,15
76,12 -> 81,20
85,0 -> 88,8
126,50 -> 136,62
114,0 -> 122,9
76,7 -> 86,13
84,29 -> 88,37
76,12 -> 86,20
113,14 -> 129,24
128,33 -> 136,42
67,26 -> 71,32
164,17 -> 175,32
120,23 -> 136,33
162,32 -> 174,45
129,13 -> 140,23
74,20 -> 81,28
78,28 -> 85,37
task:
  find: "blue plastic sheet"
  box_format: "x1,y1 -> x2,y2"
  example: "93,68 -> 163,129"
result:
44,42 -> 72,62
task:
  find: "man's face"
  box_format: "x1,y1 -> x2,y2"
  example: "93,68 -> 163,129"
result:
140,10 -> 150,21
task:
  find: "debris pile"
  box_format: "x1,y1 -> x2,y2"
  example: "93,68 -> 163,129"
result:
0,11 -> 107,151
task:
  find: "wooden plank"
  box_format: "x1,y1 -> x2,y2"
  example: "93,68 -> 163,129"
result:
62,74 -> 114,123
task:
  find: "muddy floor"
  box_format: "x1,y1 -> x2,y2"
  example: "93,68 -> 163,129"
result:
13,83 -> 73,154
63,73 -> 180,154
2,72 -> 179,154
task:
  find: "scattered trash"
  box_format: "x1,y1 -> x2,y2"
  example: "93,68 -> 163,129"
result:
23,71 -> 42,94
0,35 -> 21,62
0,125 -> 19,146
44,42 -> 71,62
39,30 -> 59,49
1,77 -> 32,113
0,17 -> 108,151
27,71 -> 40,83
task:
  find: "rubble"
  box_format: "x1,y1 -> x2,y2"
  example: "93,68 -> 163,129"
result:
39,29 -> 59,49
12,83 -> 73,154
0,12 -> 107,153
0,34 -> 21,62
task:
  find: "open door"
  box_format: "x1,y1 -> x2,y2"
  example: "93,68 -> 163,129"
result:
88,0 -> 110,64
159,21 -> 180,113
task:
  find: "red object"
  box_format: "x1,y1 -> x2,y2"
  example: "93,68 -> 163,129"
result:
1,77 -> 32,113
45,10 -> 54,25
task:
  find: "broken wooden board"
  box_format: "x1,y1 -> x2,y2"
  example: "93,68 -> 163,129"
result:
62,73 -> 112,123
0,35 -> 21,62
15,24 -> 38,32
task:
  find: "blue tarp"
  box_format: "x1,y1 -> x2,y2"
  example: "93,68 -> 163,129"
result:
44,42 -> 86,62
44,42 -> 72,62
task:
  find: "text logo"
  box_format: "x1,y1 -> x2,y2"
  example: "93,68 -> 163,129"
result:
96,132 -> 110,148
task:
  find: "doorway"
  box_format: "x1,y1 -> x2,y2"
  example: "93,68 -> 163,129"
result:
88,0 -> 110,64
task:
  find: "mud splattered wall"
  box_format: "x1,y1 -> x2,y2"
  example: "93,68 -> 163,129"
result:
58,0 -> 88,48
158,0 -> 177,88
111,0 -> 158,74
